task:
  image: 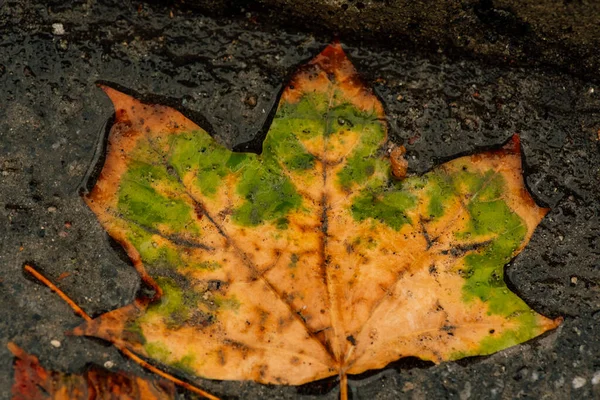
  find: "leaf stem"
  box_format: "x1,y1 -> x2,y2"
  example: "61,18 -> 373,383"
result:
339,371 -> 348,400
23,264 -> 220,400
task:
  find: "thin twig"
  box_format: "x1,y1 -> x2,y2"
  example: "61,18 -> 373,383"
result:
24,265 -> 91,322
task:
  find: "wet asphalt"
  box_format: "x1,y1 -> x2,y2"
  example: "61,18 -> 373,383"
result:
0,1 -> 598,399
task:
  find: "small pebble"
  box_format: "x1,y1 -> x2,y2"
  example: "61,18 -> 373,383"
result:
572,376 -> 586,389
50,340 -> 61,348
244,94 -> 257,108
47,206 -> 57,213
104,361 -> 115,369
570,276 -> 578,285
592,371 -> 600,385
52,23 -> 65,36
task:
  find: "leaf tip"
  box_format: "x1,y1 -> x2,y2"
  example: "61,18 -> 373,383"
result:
503,134 -> 521,154
314,41 -> 349,74
6,341 -> 22,357
98,85 -> 134,114
550,316 -> 564,329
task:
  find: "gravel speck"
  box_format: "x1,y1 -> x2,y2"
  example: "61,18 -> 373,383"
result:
572,376 -> 586,389
52,23 -> 65,36
570,276 -> 578,285
50,340 -> 61,348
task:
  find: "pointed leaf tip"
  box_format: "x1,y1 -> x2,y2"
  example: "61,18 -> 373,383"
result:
552,316 -> 564,328
98,85 -> 137,117
311,42 -> 351,75
97,85 -> 200,132
281,41 -> 384,118
503,134 -> 522,154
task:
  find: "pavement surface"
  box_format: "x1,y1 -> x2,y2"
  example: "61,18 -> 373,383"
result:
0,1 -> 599,399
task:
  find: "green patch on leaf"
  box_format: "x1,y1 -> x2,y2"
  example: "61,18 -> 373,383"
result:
169,131 -> 252,197
125,225 -> 182,269
145,341 -> 171,363
336,123 -> 387,190
424,171 -> 456,219
351,187 -> 416,230
192,261 -> 221,271
450,310 -> 541,359
476,311 -> 539,354
118,162 -> 194,233
458,172 -> 530,318
263,116 -> 317,172
233,161 -> 302,226
214,295 -> 241,312
171,353 -> 197,375
143,277 -> 200,329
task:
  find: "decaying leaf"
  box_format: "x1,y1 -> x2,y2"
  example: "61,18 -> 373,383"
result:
7,342 -> 176,399
78,42 -> 560,396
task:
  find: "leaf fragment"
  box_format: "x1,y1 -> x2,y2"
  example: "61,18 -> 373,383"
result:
8,342 -> 176,400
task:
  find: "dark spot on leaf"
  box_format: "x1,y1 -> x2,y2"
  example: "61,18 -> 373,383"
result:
258,364 -> 268,379
194,204 -> 204,220
208,280 -> 224,291
189,311 -> 215,328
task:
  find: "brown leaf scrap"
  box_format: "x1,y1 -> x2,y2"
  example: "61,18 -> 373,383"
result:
8,342 -> 175,400
37,42 -> 560,397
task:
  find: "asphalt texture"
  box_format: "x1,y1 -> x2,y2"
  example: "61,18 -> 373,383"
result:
0,1 -> 599,399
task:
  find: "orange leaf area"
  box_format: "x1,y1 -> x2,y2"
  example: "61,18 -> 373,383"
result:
8,342 -> 175,400
68,42 -> 560,395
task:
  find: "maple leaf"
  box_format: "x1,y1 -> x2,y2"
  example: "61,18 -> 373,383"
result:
76,42 -> 560,397
7,342 -> 176,399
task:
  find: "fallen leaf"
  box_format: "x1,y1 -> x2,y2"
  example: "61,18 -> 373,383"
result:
78,42 -> 560,396
7,342 -> 176,399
